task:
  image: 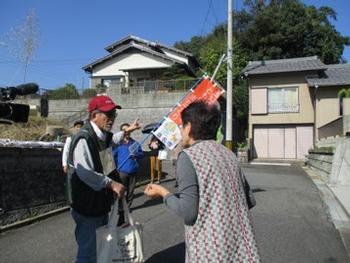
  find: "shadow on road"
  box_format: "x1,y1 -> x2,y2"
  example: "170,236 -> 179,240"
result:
131,198 -> 163,211
145,242 -> 185,263
252,188 -> 266,193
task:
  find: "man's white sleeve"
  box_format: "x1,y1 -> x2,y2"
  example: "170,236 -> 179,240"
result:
62,137 -> 71,167
73,139 -> 112,191
112,131 -> 124,144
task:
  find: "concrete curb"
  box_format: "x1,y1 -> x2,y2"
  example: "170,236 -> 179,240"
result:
303,166 -> 350,259
0,206 -> 70,233
303,166 -> 350,223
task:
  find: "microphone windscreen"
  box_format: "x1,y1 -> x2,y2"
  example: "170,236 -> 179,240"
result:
15,83 -> 39,95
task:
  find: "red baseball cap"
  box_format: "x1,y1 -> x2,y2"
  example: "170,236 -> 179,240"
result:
88,95 -> 122,112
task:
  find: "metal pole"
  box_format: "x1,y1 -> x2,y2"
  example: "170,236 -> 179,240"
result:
225,0 -> 233,150
211,54 -> 226,81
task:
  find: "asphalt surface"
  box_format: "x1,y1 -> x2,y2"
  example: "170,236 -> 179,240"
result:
0,162 -> 349,263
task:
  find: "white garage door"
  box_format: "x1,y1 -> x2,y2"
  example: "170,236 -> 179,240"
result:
296,126 -> 314,159
253,125 -> 313,159
268,128 -> 284,158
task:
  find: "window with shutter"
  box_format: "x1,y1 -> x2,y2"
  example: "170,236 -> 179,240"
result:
268,87 -> 299,113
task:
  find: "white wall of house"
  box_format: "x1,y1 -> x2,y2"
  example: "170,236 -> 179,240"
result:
92,53 -> 173,77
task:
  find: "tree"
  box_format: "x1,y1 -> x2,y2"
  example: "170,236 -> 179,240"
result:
174,36 -> 206,62
48,83 -> 79,100
175,0 -> 349,73
81,88 -> 97,98
338,88 -> 350,98
237,0 -> 350,63
5,8 -> 39,82
338,87 -> 350,116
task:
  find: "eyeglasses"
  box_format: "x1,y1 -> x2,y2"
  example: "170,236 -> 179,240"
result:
97,110 -> 117,119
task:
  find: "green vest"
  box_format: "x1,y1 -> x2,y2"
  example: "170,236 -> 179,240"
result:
67,121 -> 116,216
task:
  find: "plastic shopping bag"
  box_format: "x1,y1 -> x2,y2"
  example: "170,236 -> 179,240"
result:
96,199 -> 144,263
157,149 -> 168,160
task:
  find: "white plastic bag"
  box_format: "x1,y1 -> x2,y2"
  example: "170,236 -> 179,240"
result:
96,199 -> 144,263
157,149 -> 168,160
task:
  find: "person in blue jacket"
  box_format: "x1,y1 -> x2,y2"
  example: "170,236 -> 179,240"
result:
113,122 -> 144,208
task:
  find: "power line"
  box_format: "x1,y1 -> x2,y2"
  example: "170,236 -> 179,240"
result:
210,0 -> 220,25
199,0 -> 214,36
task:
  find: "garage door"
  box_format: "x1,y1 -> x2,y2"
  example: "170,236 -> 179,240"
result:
296,126 -> 313,159
253,125 -> 313,159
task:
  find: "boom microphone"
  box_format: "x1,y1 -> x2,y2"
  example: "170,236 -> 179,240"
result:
0,83 -> 39,101
15,83 -> 39,96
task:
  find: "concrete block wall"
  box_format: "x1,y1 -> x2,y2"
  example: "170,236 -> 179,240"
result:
306,152 -> 334,183
316,137 -> 341,148
308,137 -> 350,187
330,137 -> 350,186
16,91 -> 186,129
48,99 -> 90,120
0,147 -> 66,226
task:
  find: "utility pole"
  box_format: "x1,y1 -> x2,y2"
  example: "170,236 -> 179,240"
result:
225,0 -> 233,150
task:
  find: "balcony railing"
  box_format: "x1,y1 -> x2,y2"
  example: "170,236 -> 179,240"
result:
268,103 -> 300,113
116,79 -> 198,95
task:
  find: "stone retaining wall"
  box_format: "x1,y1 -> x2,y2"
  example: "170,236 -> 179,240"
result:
0,146 -> 66,226
306,151 -> 334,183
0,145 -> 166,227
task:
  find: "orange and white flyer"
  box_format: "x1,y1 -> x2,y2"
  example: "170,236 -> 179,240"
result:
153,76 -> 224,150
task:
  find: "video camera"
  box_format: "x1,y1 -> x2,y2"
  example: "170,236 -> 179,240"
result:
0,83 -> 39,124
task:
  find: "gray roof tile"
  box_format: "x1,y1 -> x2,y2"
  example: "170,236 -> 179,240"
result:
306,64 -> 350,87
242,56 -> 327,75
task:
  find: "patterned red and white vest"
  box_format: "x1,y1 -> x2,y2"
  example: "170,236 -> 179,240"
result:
183,140 -> 261,263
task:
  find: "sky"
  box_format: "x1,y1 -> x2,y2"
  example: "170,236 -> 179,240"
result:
0,0 -> 349,90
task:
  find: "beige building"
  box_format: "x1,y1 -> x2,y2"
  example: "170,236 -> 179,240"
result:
82,35 -> 199,91
242,56 -> 350,160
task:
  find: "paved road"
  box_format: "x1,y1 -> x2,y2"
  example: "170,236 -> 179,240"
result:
0,162 -> 348,262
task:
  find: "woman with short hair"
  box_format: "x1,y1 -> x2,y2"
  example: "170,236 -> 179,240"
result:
145,100 -> 260,263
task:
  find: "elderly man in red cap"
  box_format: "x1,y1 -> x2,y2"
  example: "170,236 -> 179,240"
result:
66,95 -> 140,263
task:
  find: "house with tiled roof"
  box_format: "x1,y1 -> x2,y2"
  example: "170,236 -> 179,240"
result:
242,56 -> 350,160
82,35 -> 200,92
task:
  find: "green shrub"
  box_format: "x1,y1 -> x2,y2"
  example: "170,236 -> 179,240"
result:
237,141 -> 248,150
81,88 -> 97,98
48,83 -> 80,100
